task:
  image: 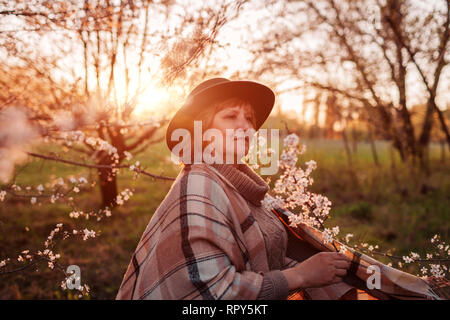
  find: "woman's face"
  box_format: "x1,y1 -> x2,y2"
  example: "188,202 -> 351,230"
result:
209,104 -> 255,163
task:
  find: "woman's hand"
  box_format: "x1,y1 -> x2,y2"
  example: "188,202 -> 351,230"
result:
282,252 -> 352,291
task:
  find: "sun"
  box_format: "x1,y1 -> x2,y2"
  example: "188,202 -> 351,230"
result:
110,64 -> 185,120
133,82 -> 171,117
115,79 -> 184,120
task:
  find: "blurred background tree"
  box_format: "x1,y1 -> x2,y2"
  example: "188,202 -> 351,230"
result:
0,0 -> 246,206
236,0 -> 448,174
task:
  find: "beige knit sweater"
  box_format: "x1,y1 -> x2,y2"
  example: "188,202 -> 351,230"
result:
210,163 -> 357,300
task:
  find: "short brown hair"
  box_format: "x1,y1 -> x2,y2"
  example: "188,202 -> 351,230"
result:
196,97 -> 256,130
180,97 -> 256,165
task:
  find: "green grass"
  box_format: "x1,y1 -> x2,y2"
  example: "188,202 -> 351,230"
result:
0,139 -> 448,298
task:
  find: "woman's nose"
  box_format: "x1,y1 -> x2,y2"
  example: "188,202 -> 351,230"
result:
236,113 -> 251,130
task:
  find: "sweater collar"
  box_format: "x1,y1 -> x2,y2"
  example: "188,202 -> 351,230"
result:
210,163 -> 269,207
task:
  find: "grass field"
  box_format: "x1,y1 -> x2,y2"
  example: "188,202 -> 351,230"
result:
0,139 -> 448,299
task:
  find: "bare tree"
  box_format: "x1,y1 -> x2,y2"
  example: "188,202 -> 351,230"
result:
239,0 -> 449,172
382,0 -> 449,171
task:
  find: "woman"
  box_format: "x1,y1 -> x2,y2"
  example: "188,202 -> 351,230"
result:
116,78 -> 352,300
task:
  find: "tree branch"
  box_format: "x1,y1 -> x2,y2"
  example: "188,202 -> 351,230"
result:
26,152 -> 175,181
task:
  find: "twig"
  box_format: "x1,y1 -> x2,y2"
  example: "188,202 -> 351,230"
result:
0,257 -> 47,275
26,152 -> 175,181
357,249 -> 450,264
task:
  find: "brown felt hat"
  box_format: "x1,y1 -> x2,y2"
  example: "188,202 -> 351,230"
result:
165,78 -> 275,152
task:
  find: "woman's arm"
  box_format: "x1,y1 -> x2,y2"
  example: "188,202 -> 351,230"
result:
257,270 -> 289,300
281,252 -> 351,291
282,256 -> 300,269
255,252 -> 352,299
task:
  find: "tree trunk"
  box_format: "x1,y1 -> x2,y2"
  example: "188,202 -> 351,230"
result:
367,123 -> 380,167
389,143 -> 400,189
342,126 -> 360,192
398,73 -> 417,162
98,167 -> 118,208
418,100 -> 434,175
342,127 -> 353,168
351,123 -> 358,155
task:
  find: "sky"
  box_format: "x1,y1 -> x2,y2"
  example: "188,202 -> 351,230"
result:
1,0 -> 447,127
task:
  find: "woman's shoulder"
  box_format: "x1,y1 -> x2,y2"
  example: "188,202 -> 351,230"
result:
182,164 -> 231,200
175,164 -> 227,189
151,164 -> 234,226
163,164 -> 232,206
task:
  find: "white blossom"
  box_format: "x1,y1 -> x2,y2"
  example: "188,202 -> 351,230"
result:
431,234 -> 439,243
78,177 -> 88,184
345,233 -> 354,243
104,208 -> 112,217
50,194 -> 57,203
403,256 -> 414,263
269,136 -> 332,230
283,133 -> 299,147
69,211 -> 81,218
82,229 -> 96,241
410,252 -> 420,260
332,226 -> 340,236
116,189 -> 133,206
430,264 -> 445,278
322,228 -> 334,244
124,151 -> 133,160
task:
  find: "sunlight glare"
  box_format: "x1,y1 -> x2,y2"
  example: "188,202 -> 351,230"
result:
134,83 -> 171,117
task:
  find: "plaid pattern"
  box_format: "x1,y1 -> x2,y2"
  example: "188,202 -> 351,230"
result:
116,164 -> 296,300
271,201 -> 444,300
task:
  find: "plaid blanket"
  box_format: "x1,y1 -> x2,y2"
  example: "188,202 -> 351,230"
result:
116,164 -> 299,300
270,200 -> 444,300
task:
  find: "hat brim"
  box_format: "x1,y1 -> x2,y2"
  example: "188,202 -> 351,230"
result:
166,80 -> 275,152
